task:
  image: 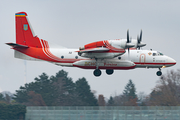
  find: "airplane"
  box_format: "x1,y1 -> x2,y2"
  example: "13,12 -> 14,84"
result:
6,12 -> 176,77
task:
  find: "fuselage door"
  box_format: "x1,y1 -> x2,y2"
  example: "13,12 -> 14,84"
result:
140,54 -> 146,64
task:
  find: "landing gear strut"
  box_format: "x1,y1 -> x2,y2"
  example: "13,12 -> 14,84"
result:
106,69 -> 114,75
93,58 -> 102,77
156,68 -> 162,76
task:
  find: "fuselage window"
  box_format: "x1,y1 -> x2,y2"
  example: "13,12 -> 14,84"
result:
75,56 -> 78,59
69,52 -> 72,54
118,57 -> 121,60
61,56 -> 64,59
153,53 -> 156,56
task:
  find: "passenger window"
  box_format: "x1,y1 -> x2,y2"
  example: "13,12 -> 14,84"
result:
153,53 -> 156,56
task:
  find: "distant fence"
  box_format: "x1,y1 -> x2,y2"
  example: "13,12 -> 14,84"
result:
25,106 -> 180,120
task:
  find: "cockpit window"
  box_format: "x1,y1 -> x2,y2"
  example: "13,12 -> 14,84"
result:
153,52 -> 164,56
153,53 -> 156,56
159,52 -> 163,55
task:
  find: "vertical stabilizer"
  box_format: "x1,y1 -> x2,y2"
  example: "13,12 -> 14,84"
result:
15,12 -> 41,48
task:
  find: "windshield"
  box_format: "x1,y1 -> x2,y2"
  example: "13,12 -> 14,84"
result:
153,52 -> 164,56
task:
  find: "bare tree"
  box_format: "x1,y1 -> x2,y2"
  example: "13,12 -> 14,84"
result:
137,92 -> 148,106
149,70 -> 180,106
98,94 -> 105,106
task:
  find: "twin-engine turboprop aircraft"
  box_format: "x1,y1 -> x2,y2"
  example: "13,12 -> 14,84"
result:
6,12 -> 176,77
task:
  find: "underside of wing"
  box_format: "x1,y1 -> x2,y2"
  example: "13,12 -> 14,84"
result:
76,47 -> 109,53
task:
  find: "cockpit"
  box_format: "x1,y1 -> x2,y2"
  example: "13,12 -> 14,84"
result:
152,52 -> 164,56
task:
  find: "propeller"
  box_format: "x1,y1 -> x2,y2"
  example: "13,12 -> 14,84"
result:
126,30 -> 134,55
137,30 -> 143,49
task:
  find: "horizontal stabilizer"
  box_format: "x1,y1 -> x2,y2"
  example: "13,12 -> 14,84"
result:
76,47 -> 109,53
6,43 -> 29,48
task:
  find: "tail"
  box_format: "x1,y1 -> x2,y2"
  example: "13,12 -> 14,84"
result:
7,12 -> 65,61
15,12 -> 41,48
6,12 -> 42,60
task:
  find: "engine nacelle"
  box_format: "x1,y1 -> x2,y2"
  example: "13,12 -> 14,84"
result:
80,39 -> 135,51
108,39 -> 126,49
73,59 -> 136,70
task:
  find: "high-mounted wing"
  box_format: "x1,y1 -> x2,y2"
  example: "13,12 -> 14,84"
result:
76,47 -> 109,53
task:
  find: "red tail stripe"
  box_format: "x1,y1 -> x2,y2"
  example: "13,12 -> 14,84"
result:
43,40 -> 62,61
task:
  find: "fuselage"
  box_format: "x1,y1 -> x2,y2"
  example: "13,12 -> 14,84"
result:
25,47 -> 175,70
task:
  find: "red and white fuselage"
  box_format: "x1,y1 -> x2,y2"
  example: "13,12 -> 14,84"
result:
14,41 -> 176,69
7,12 -> 176,77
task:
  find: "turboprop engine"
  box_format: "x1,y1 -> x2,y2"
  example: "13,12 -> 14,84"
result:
78,38 -> 135,59
73,59 -> 136,70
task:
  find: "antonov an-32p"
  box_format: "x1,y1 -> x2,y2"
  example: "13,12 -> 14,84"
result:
7,12 -> 176,77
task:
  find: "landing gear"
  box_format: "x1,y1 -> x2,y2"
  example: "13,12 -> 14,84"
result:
156,68 -> 162,76
93,58 -> 102,77
93,69 -> 102,77
106,69 -> 114,75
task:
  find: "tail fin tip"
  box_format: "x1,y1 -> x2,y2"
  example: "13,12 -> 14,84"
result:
15,12 -> 27,17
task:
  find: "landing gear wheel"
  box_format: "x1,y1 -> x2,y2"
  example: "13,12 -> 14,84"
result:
106,69 -> 114,75
156,71 -> 162,76
93,69 -> 102,77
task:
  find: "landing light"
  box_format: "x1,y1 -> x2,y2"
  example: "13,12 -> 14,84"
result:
162,66 -> 166,68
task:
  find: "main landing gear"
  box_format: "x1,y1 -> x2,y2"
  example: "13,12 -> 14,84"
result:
93,69 -> 114,77
93,69 -> 102,77
106,69 -> 114,75
156,68 -> 162,76
93,59 -> 101,77
93,59 -> 114,77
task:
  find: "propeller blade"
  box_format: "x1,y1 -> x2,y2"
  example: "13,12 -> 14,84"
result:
139,30 -> 142,43
137,35 -> 139,43
127,29 -> 129,43
137,30 -> 143,49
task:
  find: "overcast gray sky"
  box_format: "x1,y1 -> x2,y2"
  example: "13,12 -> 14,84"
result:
0,0 -> 179,98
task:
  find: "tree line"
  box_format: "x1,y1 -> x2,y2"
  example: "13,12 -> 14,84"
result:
106,70 -> 180,106
1,69 -> 180,107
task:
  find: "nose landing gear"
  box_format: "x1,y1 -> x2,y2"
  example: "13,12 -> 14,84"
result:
156,68 -> 162,76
